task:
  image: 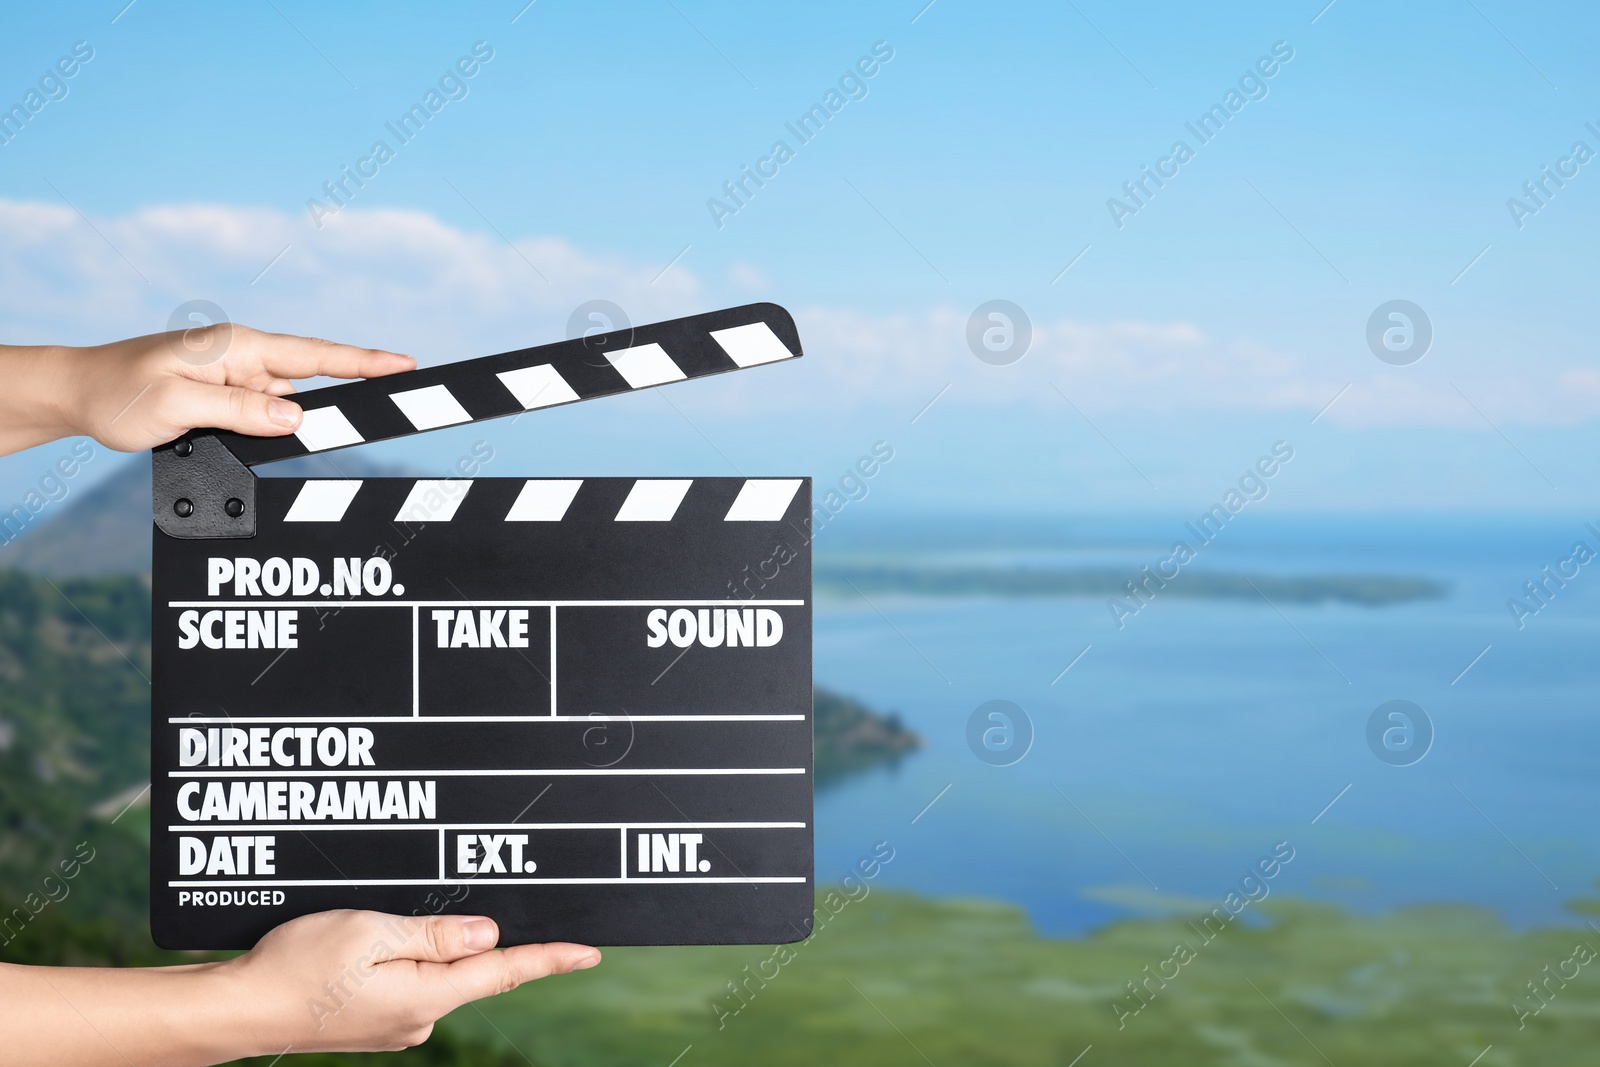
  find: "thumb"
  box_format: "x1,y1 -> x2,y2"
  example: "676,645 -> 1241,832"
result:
438,943 -> 601,1006
158,379 -> 303,438
383,914 -> 504,965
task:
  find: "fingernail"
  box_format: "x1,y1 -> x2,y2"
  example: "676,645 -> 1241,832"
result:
462,919 -> 498,951
572,952 -> 601,971
269,398 -> 301,427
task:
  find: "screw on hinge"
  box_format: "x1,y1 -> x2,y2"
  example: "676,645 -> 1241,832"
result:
152,432 -> 256,539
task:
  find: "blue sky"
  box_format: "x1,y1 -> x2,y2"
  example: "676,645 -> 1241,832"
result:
0,0 -> 1597,520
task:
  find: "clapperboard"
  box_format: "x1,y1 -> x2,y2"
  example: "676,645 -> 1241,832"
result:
150,304 -> 814,949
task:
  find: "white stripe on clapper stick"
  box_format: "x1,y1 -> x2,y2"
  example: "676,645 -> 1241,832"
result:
709,321 -> 795,367
505,480 -> 583,521
389,384 -> 473,431
293,406 -> 364,452
283,480 -> 362,522
724,479 -> 803,521
604,343 -> 687,388
615,480 -> 693,521
394,480 -> 472,522
497,364 -> 580,410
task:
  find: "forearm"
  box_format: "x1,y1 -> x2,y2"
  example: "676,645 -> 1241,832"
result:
0,961 -> 272,1067
0,345 -> 82,455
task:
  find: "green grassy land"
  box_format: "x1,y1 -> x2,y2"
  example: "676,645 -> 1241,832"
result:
418,888 -> 1600,1067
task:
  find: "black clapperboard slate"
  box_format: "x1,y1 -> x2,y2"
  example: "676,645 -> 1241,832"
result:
149,304 -> 814,949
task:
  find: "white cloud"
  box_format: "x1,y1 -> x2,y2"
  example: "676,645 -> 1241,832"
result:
784,305 -> 1600,428
0,197 -> 1593,428
0,199 -> 702,363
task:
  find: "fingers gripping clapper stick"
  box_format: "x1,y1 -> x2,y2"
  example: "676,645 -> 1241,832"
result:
149,304 -> 815,951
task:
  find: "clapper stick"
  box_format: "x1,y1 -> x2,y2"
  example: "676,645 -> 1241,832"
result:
149,304 -> 815,950
152,302 -> 801,538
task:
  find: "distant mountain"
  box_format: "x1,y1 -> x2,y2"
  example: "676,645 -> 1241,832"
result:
1,453 -> 153,578
1,450 -> 420,578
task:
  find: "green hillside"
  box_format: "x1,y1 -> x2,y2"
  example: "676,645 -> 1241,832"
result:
0,570 -> 160,966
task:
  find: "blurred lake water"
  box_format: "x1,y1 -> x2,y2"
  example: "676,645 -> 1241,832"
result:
812,514 -> 1600,934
